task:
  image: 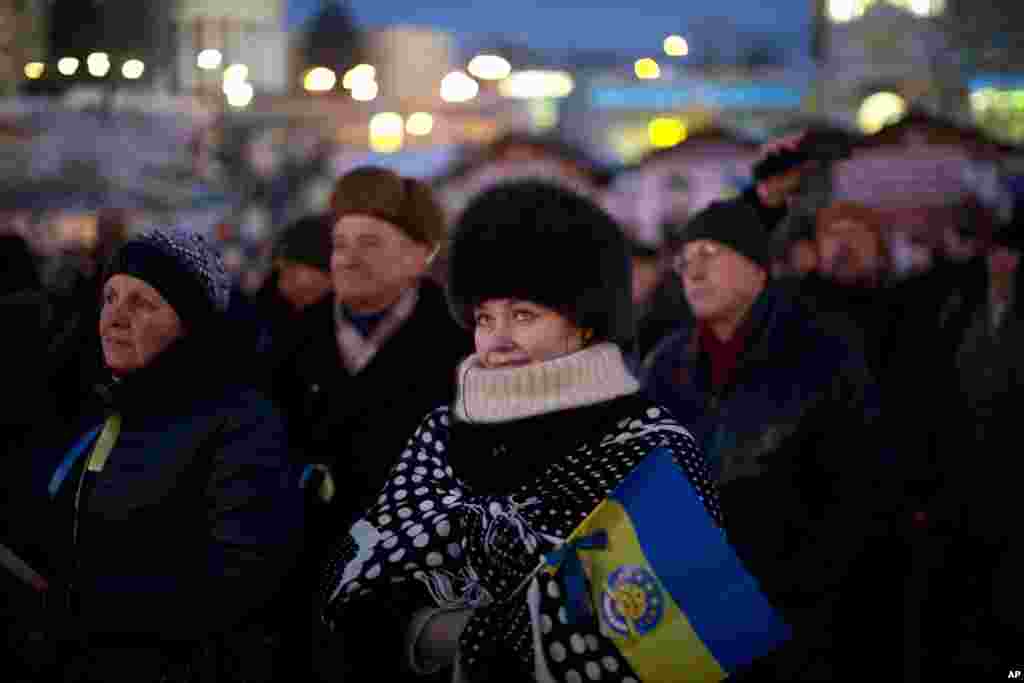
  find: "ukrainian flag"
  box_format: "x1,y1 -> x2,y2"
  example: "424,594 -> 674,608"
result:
545,447 -> 790,682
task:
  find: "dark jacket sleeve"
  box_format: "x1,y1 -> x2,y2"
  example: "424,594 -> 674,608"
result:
81,393 -> 305,640
768,350 -> 888,607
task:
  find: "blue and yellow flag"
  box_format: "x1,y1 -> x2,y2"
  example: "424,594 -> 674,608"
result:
545,447 -> 790,682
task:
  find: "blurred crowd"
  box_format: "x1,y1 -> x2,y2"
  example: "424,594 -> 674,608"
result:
1,126 -> 1023,683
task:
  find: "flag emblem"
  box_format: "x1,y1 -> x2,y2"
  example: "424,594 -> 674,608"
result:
603,565 -> 664,636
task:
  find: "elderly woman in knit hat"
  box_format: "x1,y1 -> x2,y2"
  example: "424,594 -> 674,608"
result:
322,181 -> 789,682
6,228 -> 303,682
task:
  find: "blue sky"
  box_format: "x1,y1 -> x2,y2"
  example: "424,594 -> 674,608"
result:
287,0 -> 811,53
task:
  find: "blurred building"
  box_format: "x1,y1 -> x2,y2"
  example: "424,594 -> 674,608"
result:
0,0 -> 47,95
174,0 -> 289,94
561,64 -> 812,164
814,0 -> 960,134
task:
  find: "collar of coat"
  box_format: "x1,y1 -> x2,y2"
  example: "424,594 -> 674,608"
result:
333,284 -> 420,375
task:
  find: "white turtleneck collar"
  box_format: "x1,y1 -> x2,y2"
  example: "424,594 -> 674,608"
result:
452,342 -> 640,424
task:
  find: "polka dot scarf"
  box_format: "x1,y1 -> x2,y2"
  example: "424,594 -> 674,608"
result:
321,398 -> 721,682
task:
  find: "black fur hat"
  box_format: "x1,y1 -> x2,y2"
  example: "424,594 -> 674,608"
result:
447,180 -> 634,346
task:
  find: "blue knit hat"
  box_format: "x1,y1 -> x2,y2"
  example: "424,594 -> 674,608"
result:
105,227 -> 231,330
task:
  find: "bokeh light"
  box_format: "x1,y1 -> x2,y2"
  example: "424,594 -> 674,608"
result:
406,112 -> 435,136
440,71 -> 479,103
468,55 -> 512,81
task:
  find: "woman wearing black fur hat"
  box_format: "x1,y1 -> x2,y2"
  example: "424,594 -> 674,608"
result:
322,182 -> 789,682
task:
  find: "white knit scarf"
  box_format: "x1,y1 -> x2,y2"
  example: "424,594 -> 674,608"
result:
453,342 -> 640,424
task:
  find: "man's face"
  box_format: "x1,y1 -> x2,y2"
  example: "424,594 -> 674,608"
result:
331,214 -> 432,312
675,240 -> 767,326
277,262 -> 332,311
816,219 -> 882,285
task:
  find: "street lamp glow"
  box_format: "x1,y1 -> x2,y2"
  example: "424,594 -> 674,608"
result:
498,70 -> 575,99
343,63 -> 376,89
634,58 -> 661,79
87,52 -> 111,77
304,66 -> 337,92
664,35 -> 689,57
909,0 -> 936,16
350,79 -> 378,101
223,63 -> 249,84
648,117 -> 687,148
122,59 -> 145,79
369,112 -> 404,154
858,91 -> 907,134
467,54 -> 511,81
24,62 -> 45,79
440,71 -> 479,103
406,112 -> 434,136
225,81 -> 254,108
58,57 -> 80,76
828,0 -> 857,22
197,49 -> 223,70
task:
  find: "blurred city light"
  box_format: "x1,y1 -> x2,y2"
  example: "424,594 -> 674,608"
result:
527,98 -> 559,130
440,71 -> 479,103
827,0 -> 944,22
406,112 -> 434,136
342,64 -> 376,89
467,54 -> 512,81
197,49 -> 223,70
370,112 -> 404,153
304,67 -> 337,92
828,0 -> 857,22
858,91 -> 907,133
350,79 -> 379,101
648,117 -> 687,148
122,59 -> 145,80
225,81 -> 254,108
58,57 -> 80,76
634,58 -> 661,80
24,62 -> 45,79
223,63 -> 249,84
498,70 -> 575,99
87,52 -> 111,77
664,35 -> 689,57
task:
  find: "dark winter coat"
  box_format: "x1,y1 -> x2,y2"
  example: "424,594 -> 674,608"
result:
270,280 -> 472,531
640,284 -> 892,676
4,326 -> 304,682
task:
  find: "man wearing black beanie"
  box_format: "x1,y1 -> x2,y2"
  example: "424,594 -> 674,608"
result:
640,198 -> 892,680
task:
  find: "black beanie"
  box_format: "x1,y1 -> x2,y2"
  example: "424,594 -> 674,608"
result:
447,180 -> 634,346
679,199 -> 774,273
105,228 -> 231,331
274,213 -> 332,273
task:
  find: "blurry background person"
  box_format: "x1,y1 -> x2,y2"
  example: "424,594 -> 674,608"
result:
921,217 -> 1024,679
631,235 -> 694,360
0,232 -> 41,297
230,213 -> 334,376
3,228 -> 303,683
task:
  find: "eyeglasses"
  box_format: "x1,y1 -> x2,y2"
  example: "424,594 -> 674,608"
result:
674,241 -> 722,273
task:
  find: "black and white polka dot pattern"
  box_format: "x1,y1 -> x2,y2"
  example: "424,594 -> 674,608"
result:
322,402 -> 721,681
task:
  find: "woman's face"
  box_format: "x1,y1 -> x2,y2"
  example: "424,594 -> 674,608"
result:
99,274 -> 184,376
473,298 -> 586,369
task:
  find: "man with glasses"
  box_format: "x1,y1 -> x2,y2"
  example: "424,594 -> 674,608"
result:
640,198 -> 891,680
